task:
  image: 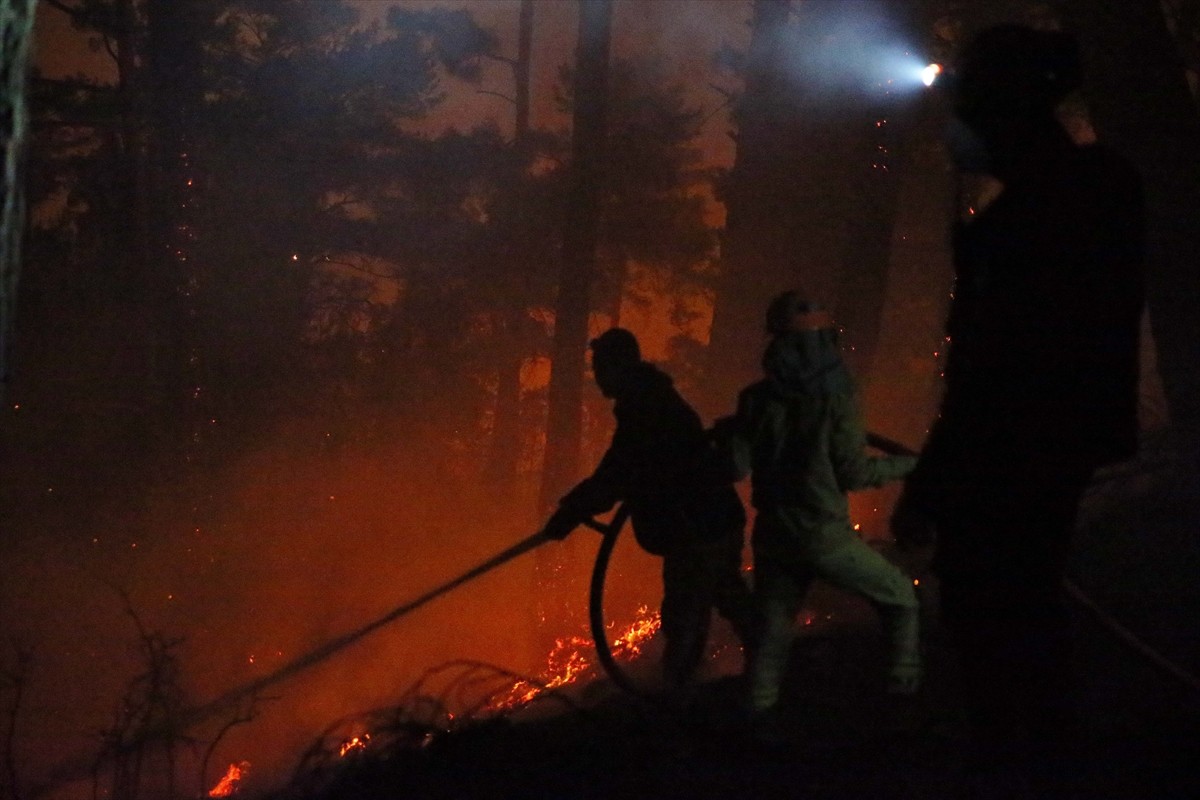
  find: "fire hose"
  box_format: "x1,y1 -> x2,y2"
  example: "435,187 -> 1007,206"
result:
38,435 -> 1198,796
581,504 -> 660,701
148,506 -> 642,736
181,432 -> 1199,724
37,524 -> 600,795
598,432 -> 1199,700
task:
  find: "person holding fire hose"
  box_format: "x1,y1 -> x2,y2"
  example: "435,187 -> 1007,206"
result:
541,327 -> 757,703
890,24 -> 1145,793
715,292 -> 921,737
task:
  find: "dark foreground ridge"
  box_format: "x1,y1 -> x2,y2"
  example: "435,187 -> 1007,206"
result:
268,598 -> 1199,800
271,443 -> 1200,800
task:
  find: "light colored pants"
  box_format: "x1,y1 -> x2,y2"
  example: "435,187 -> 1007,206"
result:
749,516 -> 920,711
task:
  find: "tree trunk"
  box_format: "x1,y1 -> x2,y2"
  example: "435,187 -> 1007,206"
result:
486,342 -> 524,486
831,2 -> 939,386
486,0 -> 535,490
115,0 -> 152,286
0,0 -> 37,409
832,105 -> 909,383
538,0 -> 613,514
514,0 -> 533,138
703,0 -> 797,419
1056,0 -> 1200,438
534,0 -> 612,648
143,0 -> 210,464
861,87 -> 955,452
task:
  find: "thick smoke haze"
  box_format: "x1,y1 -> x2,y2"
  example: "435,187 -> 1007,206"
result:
6,3 -> 927,793
2,429 -> 677,796
8,0 -> 1190,797
774,2 -> 933,100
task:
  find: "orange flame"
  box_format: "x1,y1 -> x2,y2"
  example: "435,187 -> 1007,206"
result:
208,761 -> 250,797
335,607 -> 664,754
491,605 -> 662,711
609,605 -> 662,658
339,733 -> 371,756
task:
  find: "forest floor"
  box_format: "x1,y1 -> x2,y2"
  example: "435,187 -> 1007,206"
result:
270,437 -> 1200,800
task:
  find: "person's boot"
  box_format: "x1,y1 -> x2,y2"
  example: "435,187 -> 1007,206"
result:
886,651 -> 923,695
744,703 -> 789,750
884,603 -> 922,695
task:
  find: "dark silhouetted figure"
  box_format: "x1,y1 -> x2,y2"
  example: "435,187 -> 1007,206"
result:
720,293 -> 920,734
543,328 -> 756,698
891,24 -> 1145,794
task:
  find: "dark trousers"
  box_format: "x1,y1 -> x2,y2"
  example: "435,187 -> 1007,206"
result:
660,531 -> 755,687
934,462 -> 1093,786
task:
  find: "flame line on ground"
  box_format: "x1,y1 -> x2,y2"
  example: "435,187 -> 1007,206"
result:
30,531 -> 552,798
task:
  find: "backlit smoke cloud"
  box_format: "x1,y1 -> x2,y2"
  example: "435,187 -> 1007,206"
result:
774,0 -> 934,100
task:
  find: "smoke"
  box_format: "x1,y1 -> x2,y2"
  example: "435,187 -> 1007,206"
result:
0,425 -> 669,798
774,0 -> 934,102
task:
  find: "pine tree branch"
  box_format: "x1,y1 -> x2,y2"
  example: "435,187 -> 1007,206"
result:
40,0 -> 83,22
477,88 -> 515,105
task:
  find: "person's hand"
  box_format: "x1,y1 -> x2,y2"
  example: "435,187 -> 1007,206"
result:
890,489 -> 936,551
540,506 -> 580,541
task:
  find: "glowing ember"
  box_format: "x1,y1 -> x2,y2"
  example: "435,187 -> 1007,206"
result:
208,761 -> 250,797
339,733 -> 371,756
335,608 -> 665,754
490,606 -> 662,710
609,605 -> 662,658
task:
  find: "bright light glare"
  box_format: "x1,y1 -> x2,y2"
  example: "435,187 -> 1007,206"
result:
921,63 -> 942,87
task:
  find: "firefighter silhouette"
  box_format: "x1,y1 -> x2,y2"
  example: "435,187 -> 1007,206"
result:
717,292 -> 921,730
892,23 -> 1145,790
542,328 -> 755,698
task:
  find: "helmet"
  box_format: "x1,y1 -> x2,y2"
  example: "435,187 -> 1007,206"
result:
953,25 -> 1081,123
765,291 -> 834,335
589,327 -> 641,367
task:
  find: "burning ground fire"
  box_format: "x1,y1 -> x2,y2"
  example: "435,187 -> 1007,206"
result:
208,761 -> 250,797
208,606 -> 664,790
491,604 -> 663,710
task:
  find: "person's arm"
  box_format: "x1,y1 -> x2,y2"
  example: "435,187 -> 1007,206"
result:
561,445 -> 623,517
542,445 -> 622,540
711,390 -> 758,482
828,392 -> 916,491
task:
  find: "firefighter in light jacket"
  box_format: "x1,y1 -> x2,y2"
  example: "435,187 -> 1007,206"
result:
721,292 -> 921,721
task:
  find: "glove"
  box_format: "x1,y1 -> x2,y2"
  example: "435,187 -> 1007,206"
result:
707,415 -> 751,482
541,506 -> 581,541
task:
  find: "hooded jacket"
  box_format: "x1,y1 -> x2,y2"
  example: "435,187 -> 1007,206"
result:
731,330 -> 915,553
564,361 -> 743,555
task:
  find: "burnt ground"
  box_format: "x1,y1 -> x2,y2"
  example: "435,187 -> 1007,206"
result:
272,440 -> 1200,800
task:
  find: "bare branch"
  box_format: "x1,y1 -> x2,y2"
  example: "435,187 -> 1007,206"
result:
40,0 -> 83,21
476,89 -> 516,106
706,82 -> 735,102
317,256 -> 398,281
2,642 -> 34,800
102,34 -> 118,64
33,76 -> 117,93
482,52 -> 518,68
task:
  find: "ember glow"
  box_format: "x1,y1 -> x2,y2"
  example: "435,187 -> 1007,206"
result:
609,605 -> 662,658
339,733 -> 371,756
491,605 -> 662,711
325,607 -> 665,761
208,761 -> 250,797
